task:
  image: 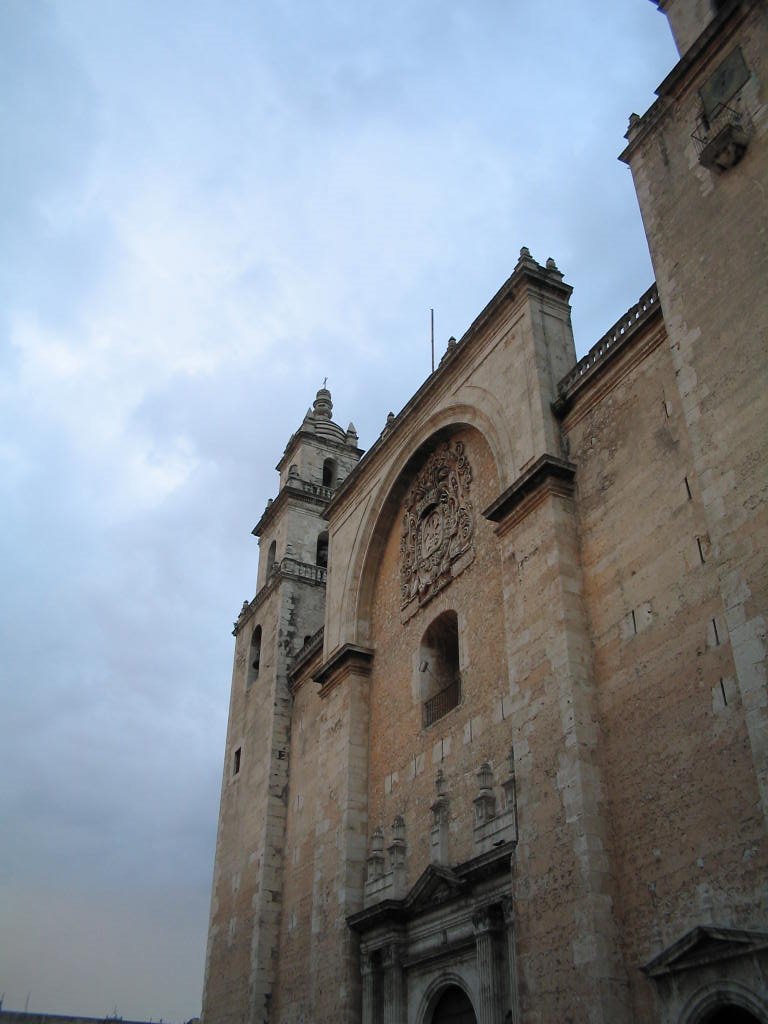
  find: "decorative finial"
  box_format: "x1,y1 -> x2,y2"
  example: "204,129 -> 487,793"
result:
322,376 -> 327,388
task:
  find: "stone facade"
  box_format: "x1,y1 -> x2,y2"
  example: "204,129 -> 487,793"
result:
202,3 -> 768,1022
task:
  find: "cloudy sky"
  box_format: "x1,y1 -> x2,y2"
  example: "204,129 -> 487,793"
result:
0,2 -> 678,1020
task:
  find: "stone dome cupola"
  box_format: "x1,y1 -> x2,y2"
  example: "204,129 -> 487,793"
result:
313,386 -> 333,420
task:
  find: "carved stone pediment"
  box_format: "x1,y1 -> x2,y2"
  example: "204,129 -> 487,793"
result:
404,864 -> 467,912
400,441 -> 475,616
642,925 -> 768,978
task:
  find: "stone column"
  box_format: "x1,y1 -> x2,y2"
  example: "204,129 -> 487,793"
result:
382,943 -> 406,1024
361,952 -> 375,1024
473,907 -> 501,1024
501,896 -> 520,1024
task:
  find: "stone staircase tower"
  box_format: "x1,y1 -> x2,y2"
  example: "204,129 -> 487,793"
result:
202,387 -> 362,1024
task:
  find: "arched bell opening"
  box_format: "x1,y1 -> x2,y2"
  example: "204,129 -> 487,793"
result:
247,625 -> 262,686
266,539 -> 277,575
322,457 -> 337,487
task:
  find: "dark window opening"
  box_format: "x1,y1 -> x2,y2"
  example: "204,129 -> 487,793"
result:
316,530 -> 329,568
431,985 -> 476,1024
420,610 -> 461,727
266,540 -> 277,575
703,1009 -> 760,1024
233,747 -> 241,776
248,625 -> 262,685
322,458 -> 337,487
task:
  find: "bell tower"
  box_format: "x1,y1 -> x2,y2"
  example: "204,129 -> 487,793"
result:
202,387 -> 362,1024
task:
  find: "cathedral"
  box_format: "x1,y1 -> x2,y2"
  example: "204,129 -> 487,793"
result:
201,1 -> 768,1021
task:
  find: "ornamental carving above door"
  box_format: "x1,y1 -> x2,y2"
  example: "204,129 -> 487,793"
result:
400,440 -> 475,616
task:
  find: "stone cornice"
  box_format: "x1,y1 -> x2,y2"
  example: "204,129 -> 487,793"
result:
252,478 -> 334,537
553,283 -> 663,419
482,455 -> 576,531
313,643 -> 374,696
347,841 -> 515,934
642,925 -> 768,977
232,558 -> 327,635
324,253 -> 573,525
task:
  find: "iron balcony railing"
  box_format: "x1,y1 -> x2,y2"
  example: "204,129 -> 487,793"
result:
423,676 -> 461,728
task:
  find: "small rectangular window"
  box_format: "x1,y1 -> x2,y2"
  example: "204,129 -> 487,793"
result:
233,747 -> 241,776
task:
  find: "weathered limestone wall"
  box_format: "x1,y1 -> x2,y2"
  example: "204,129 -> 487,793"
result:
623,0 -> 768,832
271,672 -> 321,1024
204,581 -> 329,1024
203,596 -> 281,1024
562,317 -> 768,1018
365,426 -> 506,879
309,661 -> 371,1024
654,0 -> 723,55
492,471 -> 629,1022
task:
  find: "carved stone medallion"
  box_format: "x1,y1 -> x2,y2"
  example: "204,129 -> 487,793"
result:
400,440 -> 475,616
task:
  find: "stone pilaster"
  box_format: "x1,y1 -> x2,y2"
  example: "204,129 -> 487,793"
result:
473,907 -> 502,1024
382,943 -> 406,1024
485,456 -> 630,1021
501,896 -> 520,1024
361,952 -> 375,1024
310,645 -> 374,1023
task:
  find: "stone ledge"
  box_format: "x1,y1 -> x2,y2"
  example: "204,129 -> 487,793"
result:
482,454 -> 576,526
313,643 -> 374,694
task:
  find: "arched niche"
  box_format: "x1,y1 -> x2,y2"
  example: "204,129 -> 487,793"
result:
419,610 -> 461,727
352,416 -> 504,649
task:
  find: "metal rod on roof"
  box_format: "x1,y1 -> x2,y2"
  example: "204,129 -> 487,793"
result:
430,308 -> 435,373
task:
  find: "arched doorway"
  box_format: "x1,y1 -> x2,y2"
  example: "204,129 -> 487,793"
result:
431,985 -> 477,1024
702,1010 -> 761,1024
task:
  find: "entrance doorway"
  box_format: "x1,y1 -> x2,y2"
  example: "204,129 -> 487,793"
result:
431,986 -> 477,1024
